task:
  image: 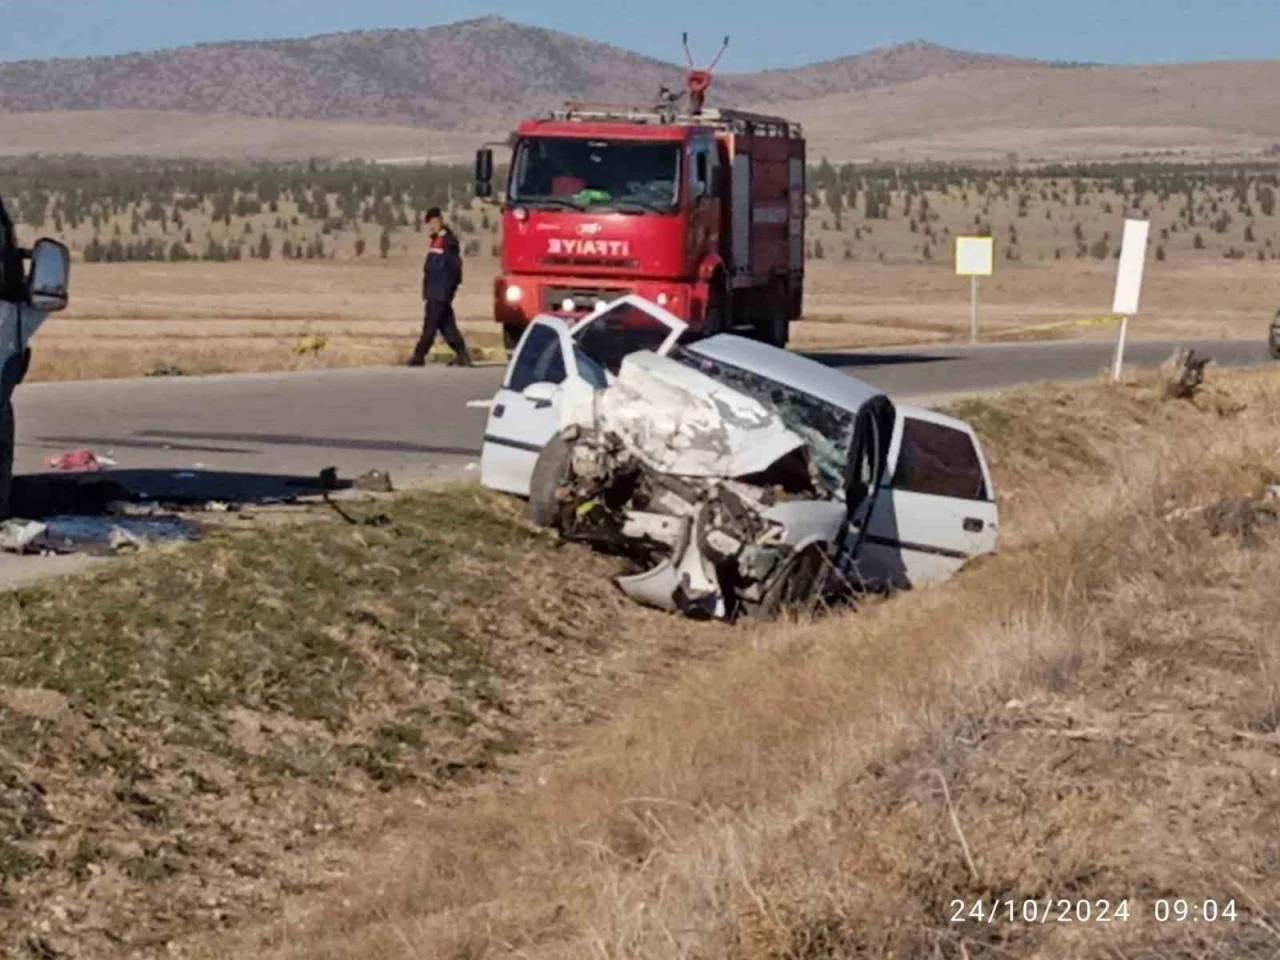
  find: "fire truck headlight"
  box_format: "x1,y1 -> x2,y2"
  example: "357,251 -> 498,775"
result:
656,292 -> 669,306
504,284 -> 523,304
561,298 -> 575,312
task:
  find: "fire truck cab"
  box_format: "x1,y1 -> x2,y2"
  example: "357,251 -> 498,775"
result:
475,43 -> 806,351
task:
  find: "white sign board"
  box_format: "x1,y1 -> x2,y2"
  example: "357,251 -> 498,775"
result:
1112,219 -> 1150,315
955,236 -> 994,277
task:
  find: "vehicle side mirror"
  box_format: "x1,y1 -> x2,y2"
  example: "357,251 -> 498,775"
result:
27,238 -> 69,313
475,148 -> 494,200
523,381 -> 558,407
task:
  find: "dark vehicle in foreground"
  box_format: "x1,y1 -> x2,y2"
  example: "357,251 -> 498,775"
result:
0,194 -> 70,516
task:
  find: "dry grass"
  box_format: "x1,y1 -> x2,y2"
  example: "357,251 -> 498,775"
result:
0,489 -> 730,957
14,164 -> 1278,385
7,164 -> 1279,385
23,252 -> 1280,384
193,366 -> 1280,960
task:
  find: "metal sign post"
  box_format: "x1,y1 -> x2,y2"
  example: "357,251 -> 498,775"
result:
970,276 -> 980,344
955,237 -> 994,344
1111,219 -> 1151,383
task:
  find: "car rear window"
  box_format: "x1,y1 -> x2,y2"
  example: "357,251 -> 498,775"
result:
893,418 -> 988,501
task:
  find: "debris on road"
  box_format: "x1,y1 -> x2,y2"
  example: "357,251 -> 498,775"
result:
0,519 -> 48,554
43,448 -> 103,472
1161,347 -> 1212,399
146,362 -> 186,377
42,515 -> 197,555
353,469 -> 394,493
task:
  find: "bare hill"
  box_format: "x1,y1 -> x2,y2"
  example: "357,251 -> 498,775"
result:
0,17 -> 1032,130
2,17 -> 1279,162
770,59 -> 1280,161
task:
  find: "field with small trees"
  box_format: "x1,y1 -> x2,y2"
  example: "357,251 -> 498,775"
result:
2,155 -> 1279,380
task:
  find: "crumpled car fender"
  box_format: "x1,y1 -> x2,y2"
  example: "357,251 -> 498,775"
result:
759,500 -> 848,551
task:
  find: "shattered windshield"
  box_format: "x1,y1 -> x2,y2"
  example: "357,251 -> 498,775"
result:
671,349 -> 856,494
510,137 -> 682,212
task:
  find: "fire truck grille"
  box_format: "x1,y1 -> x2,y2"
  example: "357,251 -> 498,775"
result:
542,285 -> 633,313
541,256 -> 639,269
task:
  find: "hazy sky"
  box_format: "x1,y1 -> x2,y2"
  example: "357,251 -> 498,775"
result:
2,0 -> 1278,68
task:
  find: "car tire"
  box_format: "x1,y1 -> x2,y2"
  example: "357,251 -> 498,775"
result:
0,399 -> 13,520
746,544 -> 828,620
528,433 -> 574,530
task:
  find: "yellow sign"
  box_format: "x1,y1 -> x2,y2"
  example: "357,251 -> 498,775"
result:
955,236 -> 994,277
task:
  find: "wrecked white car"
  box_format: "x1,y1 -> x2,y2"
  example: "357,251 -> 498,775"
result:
477,295 -> 998,619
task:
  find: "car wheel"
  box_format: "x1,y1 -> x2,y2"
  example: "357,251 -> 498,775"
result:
527,433 -> 574,530
746,545 -> 828,620
0,399 -> 13,520
502,323 -> 523,353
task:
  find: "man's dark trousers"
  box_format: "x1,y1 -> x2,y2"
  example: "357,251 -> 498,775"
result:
410,299 -> 471,365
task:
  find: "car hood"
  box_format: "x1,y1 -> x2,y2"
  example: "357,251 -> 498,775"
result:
564,351 -> 807,479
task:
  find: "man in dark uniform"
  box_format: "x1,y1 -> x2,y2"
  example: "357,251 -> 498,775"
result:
408,207 -> 472,367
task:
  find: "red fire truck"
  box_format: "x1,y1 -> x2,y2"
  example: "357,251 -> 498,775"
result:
474,37 -> 806,350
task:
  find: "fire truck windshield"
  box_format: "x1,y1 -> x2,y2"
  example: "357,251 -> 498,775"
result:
509,137 -> 681,212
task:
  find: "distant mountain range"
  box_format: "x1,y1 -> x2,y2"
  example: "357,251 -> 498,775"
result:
2,16 -> 1278,163
0,17 -> 1043,127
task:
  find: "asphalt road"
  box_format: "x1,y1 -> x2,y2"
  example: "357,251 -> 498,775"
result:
12,337 -> 1271,504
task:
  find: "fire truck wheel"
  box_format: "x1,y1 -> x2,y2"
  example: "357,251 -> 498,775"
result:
502,324 -> 523,352
756,284 -> 790,347
703,280 -> 727,336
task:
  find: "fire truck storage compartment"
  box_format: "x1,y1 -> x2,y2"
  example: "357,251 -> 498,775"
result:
720,119 -> 805,322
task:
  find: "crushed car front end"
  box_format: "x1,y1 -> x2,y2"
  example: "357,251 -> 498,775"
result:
534,346 -> 893,620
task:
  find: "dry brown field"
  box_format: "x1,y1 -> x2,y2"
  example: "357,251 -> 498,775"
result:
18,174 -> 1280,382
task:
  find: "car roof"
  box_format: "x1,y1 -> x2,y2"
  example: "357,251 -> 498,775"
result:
682,334 -> 885,414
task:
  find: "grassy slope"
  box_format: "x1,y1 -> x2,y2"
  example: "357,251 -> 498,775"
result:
3,366 -> 1279,958
199,366 -> 1280,959
0,490 -> 721,956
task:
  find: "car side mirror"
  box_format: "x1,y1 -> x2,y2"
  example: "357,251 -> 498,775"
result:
475,148 -> 494,200
523,381 -> 558,407
27,238 -> 69,312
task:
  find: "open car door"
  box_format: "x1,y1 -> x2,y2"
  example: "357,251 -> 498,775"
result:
480,317 -> 589,496
854,406 -> 998,589
568,294 -> 687,374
